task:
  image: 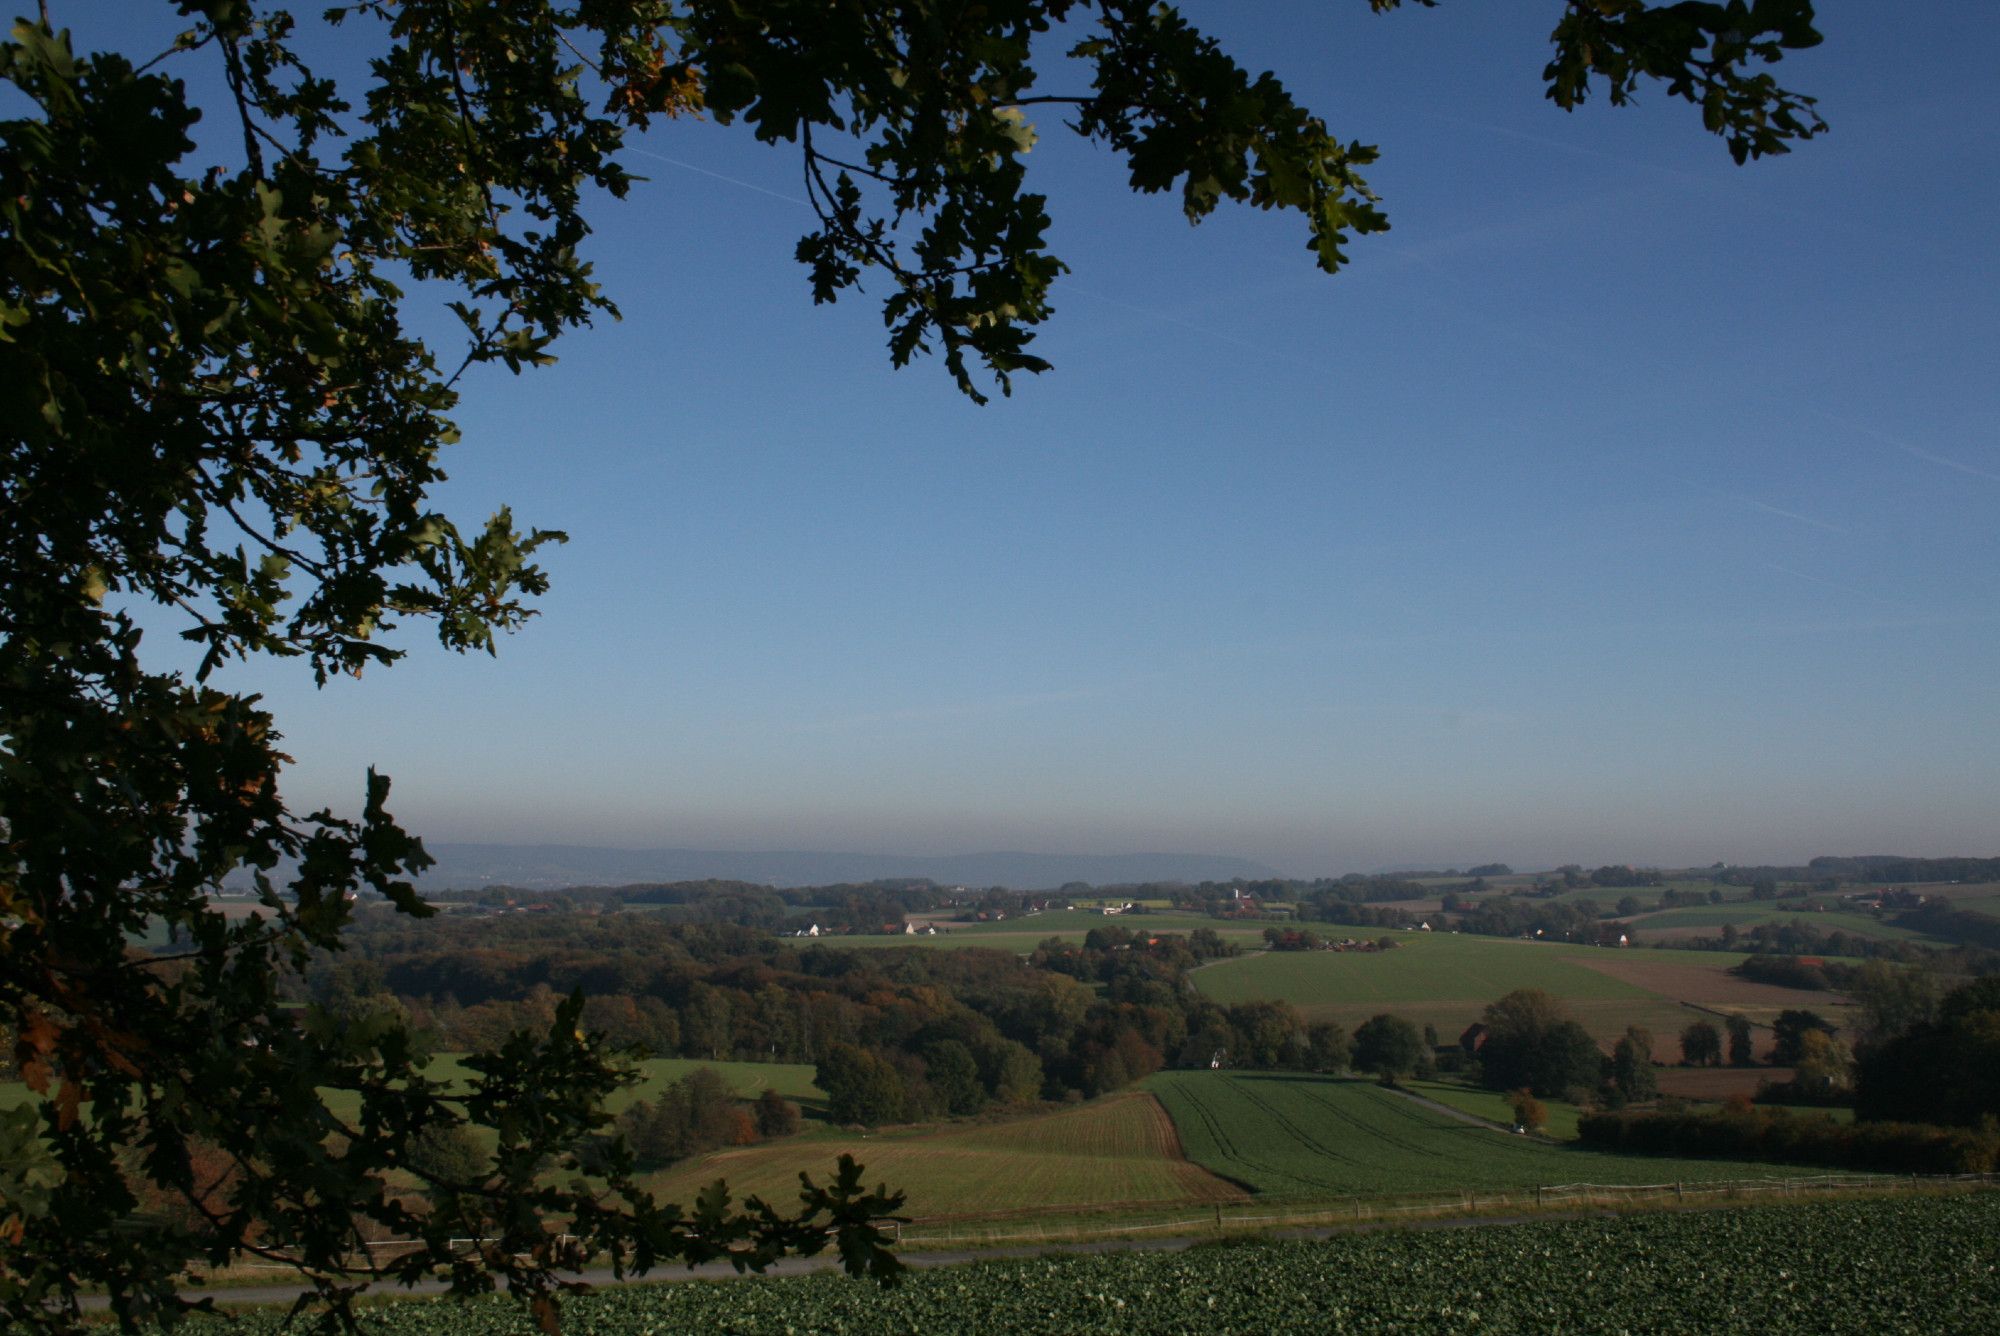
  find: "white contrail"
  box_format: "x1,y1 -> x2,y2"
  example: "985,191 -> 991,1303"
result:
623,143 -> 809,207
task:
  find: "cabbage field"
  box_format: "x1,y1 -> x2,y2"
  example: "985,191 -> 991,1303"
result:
190,1193 -> 2000,1333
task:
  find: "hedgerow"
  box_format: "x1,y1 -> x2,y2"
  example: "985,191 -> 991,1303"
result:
1578,1106 -> 2000,1174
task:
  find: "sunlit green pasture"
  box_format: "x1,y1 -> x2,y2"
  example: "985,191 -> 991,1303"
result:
1148,1070 -> 1809,1197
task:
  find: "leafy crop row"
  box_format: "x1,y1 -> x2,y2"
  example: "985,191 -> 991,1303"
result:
190,1194 -> 2000,1333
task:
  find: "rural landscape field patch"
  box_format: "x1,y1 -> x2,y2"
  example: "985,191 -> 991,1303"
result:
641,1090 -> 1242,1218
1147,1071 -> 1809,1196
1191,933 -> 1862,1042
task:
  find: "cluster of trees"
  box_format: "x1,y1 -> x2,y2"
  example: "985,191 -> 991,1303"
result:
1471,990 -> 1660,1106
614,1072 -> 803,1169
1855,978 -> 2000,1129
1580,1103 -> 2000,1175
1448,896 -> 1610,943
1674,1016 -> 1756,1069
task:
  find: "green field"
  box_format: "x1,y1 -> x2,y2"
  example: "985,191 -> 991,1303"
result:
1189,931 -> 1689,1041
1193,933 -> 1642,1008
1187,932 -> 1857,1041
1148,1070 -> 1812,1196
640,1089 -> 1240,1218
188,1195 -> 2000,1334
1623,904 -> 1947,943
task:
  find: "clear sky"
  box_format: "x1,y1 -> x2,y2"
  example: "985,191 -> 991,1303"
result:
172,2 -> 2000,875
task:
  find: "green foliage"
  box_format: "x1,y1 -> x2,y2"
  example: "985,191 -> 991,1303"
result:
1769,1009 -> 1836,1066
617,1067 -> 747,1169
1855,979 -> 2000,1128
752,1089 -> 802,1139
1477,990 -> 1606,1099
1610,1026 -> 1657,1104
1581,1105 -> 2000,1175
817,1044 -> 907,1126
1679,1019 -> 1723,1067
1727,1013 -> 1757,1067
1351,1013 -> 1424,1082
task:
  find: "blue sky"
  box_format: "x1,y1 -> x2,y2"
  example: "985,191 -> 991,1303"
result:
164,3 -> 2000,874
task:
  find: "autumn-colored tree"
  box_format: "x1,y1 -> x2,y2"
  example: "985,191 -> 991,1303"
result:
1508,1088 -> 1548,1133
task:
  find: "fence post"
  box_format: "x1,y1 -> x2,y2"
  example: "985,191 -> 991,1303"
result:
1536,1185 -> 1544,1208
1674,1182 -> 1683,1203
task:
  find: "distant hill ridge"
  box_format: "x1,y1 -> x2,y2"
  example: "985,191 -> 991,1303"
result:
414,843 -> 1285,891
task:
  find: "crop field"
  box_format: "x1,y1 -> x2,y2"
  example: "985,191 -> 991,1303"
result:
1190,932 -> 1707,1043
1147,1071 -> 1809,1197
185,1194 -> 2000,1334
1570,953 -> 1855,1031
640,1090 -> 1243,1219
1193,933 -> 1642,1007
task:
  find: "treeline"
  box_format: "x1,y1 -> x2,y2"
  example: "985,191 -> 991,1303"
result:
1445,896 -> 1607,944
422,878 -> 969,935
1165,876 -> 1437,913
1810,855 -> 2000,885
1579,1106 -> 2000,1175
1893,903 -> 2000,951
1855,978 -> 2000,1129
1657,919 -> 1946,964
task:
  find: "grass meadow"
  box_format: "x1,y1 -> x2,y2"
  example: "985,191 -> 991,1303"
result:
1189,932 -> 1858,1043
637,1089 -> 1242,1219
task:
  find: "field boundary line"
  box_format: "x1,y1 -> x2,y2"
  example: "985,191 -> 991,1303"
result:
889,1171 -> 1995,1247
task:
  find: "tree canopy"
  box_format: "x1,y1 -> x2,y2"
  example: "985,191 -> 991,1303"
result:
1,2 -> 1824,1330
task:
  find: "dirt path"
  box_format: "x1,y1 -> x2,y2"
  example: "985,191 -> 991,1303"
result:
1385,1083 -> 1519,1134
